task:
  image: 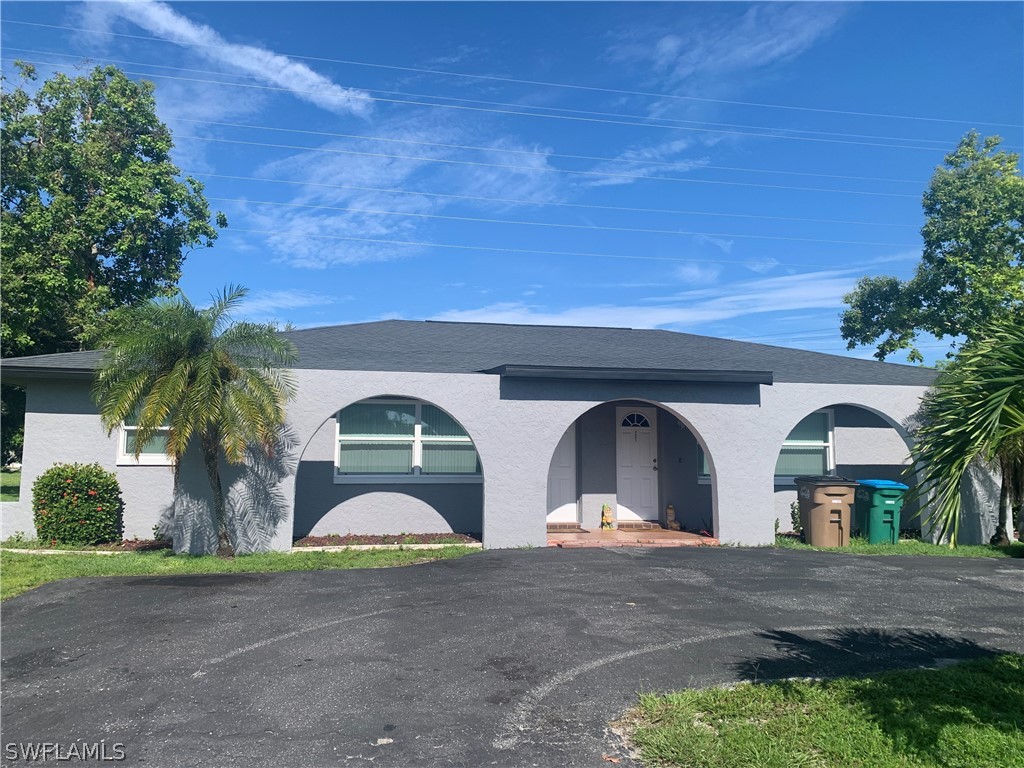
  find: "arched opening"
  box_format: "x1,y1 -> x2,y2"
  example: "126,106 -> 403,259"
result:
545,399 -> 717,538
773,403 -> 917,535
293,396 -> 484,542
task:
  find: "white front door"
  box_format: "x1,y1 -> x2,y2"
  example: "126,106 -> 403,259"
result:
547,423 -> 577,523
616,406 -> 659,521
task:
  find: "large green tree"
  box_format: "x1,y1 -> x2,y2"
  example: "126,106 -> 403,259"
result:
93,286 -> 297,554
910,315 -> 1024,547
841,131 -> 1024,362
1,62 -> 224,462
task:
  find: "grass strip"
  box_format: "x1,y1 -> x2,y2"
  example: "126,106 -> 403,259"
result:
626,654 -> 1024,768
0,546 -> 474,600
774,534 -> 1024,558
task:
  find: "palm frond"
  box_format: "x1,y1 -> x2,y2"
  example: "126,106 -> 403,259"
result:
910,314 -> 1024,545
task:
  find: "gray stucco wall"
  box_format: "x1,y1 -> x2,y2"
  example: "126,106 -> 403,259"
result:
293,415 -> 482,537
4,369 -> 946,551
3,380 -> 179,540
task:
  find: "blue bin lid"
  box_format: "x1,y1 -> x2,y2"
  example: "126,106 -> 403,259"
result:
857,479 -> 909,490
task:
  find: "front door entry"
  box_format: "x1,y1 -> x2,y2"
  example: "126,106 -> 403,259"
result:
615,406 -> 658,521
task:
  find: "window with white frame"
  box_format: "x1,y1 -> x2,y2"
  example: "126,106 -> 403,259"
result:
774,410 -> 834,477
118,418 -> 173,466
697,409 -> 834,480
335,399 -> 481,482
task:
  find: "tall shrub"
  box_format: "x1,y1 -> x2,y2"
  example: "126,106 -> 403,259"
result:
32,463 -> 123,545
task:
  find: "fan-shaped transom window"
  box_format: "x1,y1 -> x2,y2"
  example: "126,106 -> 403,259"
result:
621,412 -> 651,428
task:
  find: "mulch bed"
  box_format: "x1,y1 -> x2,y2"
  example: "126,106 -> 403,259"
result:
294,533 -> 480,547
81,538 -> 172,552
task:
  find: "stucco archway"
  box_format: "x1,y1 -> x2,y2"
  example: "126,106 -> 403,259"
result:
291,395 -> 485,542
773,402 -> 919,535
545,398 -> 720,537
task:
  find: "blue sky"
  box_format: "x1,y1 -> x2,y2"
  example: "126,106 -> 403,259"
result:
3,1 -> 1022,364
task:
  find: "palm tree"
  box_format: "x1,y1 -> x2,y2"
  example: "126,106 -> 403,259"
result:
93,285 -> 297,553
910,315 -> 1024,546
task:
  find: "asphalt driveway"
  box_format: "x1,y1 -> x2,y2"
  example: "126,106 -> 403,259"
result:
2,547 -> 1022,767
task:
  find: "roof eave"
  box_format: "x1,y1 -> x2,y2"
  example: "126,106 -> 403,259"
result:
1,366 -> 96,384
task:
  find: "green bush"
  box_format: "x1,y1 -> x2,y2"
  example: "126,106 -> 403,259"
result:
32,463 -> 123,546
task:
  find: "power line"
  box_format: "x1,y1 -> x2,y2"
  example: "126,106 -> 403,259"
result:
4,18 -> 1020,129
161,116 -> 925,185
190,172 -> 919,228
220,227 -> 911,263
207,196 -> 920,247
731,326 -> 840,340
3,56 -> 965,153
3,46 -> 960,150
174,133 -> 921,197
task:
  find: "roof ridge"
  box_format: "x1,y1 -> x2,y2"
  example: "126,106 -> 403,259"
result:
423,319 -> 635,331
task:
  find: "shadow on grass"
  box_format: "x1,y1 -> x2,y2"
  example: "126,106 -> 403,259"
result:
734,628 -> 1024,763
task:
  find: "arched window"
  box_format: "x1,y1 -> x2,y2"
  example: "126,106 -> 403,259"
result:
335,398 -> 481,481
621,412 -> 651,428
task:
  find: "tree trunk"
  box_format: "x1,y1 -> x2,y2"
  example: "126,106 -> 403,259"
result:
170,460 -> 181,552
990,461 -> 1011,547
201,433 -> 232,556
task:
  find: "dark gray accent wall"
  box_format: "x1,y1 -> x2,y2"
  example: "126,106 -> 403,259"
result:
577,403 -> 616,530
657,416 -> 713,534
293,416 -> 483,538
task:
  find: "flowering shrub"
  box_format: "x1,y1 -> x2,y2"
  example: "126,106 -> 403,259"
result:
32,463 -> 123,545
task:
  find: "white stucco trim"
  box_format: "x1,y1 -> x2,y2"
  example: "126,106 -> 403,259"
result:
116,426 -> 174,467
333,475 -> 483,485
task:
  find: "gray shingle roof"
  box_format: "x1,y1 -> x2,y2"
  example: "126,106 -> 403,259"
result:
2,320 -> 937,386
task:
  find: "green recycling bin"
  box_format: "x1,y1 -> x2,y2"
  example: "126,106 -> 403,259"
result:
854,479 -> 909,544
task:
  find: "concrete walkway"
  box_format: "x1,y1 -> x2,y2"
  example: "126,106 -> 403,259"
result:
2,547 -> 1022,767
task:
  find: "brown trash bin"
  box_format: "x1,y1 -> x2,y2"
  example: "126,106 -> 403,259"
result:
795,476 -> 859,547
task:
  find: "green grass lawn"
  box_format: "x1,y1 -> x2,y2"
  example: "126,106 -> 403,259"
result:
774,534 -> 1024,558
0,470 -> 20,502
0,546 -> 474,600
625,654 -> 1024,768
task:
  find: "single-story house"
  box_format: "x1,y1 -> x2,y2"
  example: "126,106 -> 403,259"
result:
4,319 -> 994,550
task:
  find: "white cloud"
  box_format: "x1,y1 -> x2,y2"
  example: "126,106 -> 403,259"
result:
867,249 -> 921,266
744,256 -> 781,274
433,268 -> 859,329
584,137 -> 708,187
608,4 -> 847,86
674,262 -> 722,285
237,289 -> 342,320
84,0 -> 373,117
241,112 -> 565,267
694,234 -> 734,254
433,137 -> 563,208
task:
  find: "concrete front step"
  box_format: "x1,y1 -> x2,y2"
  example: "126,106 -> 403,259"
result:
550,539 -> 719,548
548,532 -> 720,548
